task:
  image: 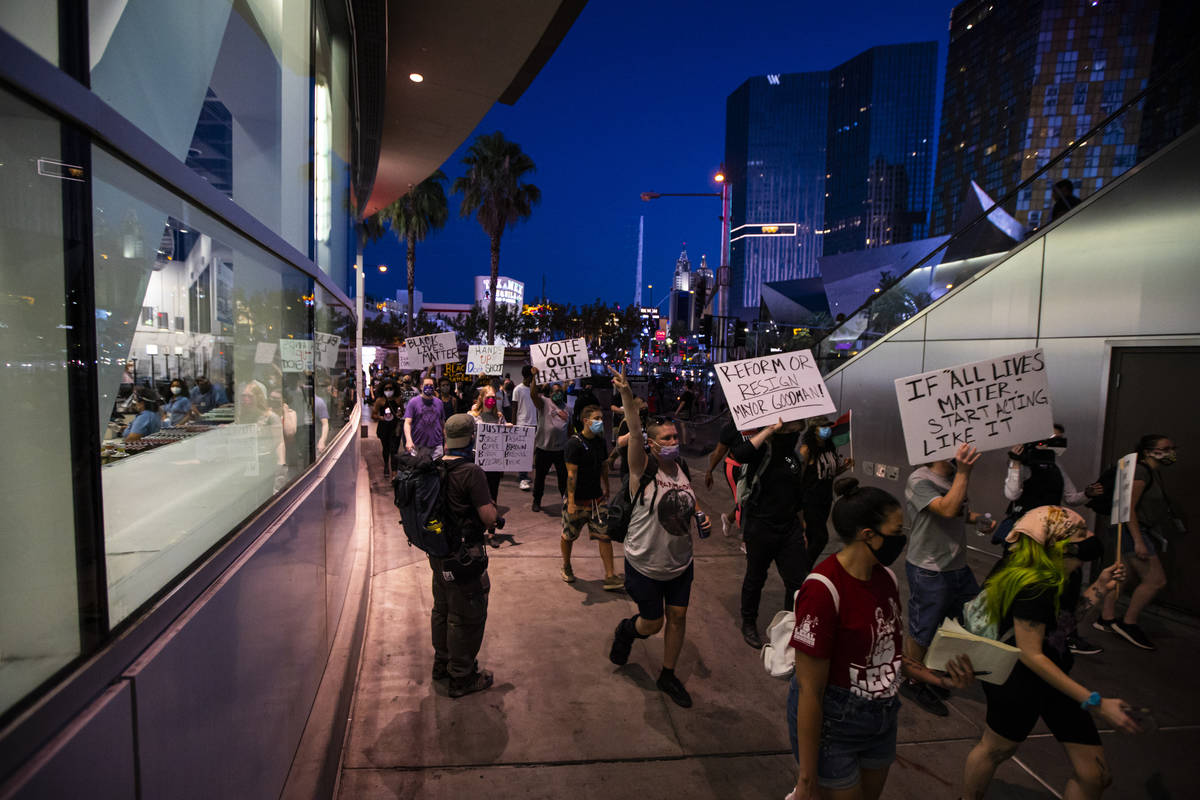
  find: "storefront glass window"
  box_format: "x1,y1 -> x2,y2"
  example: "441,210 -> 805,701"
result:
0,1 -> 57,65
314,2 -> 354,288
0,90 -> 80,716
314,288 -> 356,444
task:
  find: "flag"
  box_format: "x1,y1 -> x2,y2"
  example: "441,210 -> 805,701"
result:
831,410 -> 851,449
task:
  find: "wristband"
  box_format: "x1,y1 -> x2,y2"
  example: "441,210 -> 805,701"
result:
1080,691 -> 1101,710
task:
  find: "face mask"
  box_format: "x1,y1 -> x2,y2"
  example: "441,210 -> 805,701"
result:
817,426 -> 831,440
422,385 -> 434,396
1066,536 -> 1103,562
484,397 -> 497,409
552,392 -> 565,405
866,530 -> 907,567
588,419 -> 604,435
657,444 -> 680,460
171,386 -> 182,395
1152,449 -> 1177,466
384,390 -> 394,398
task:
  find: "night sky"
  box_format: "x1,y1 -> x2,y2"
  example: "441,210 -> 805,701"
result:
363,0 -> 953,310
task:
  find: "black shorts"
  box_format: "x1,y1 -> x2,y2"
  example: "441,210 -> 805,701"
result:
623,559 -> 694,620
981,662 -> 1101,746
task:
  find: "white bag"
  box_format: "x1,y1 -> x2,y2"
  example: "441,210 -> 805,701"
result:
761,590 -> 801,679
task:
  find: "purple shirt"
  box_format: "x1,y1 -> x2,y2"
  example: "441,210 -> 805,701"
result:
404,395 -> 445,448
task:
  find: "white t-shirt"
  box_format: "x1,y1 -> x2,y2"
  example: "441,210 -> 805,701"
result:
535,397 -> 568,451
511,383 -> 538,427
624,463 -> 695,580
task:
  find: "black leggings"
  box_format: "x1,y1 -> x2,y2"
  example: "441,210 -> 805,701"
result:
485,471 -> 502,503
533,448 -> 567,504
378,425 -> 399,471
741,516 -> 811,625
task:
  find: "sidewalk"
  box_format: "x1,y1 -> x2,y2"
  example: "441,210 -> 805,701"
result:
339,436 -> 1200,799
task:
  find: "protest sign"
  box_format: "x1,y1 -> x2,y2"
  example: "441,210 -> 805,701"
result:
714,350 -> 836,432
442,361 -> 467,382
396,347 -> 411,371
254,341 -> 277,364
279,338 -> 314,373
467,344 -> 506,375
893,347 -> 1053,465
404,332 -> 459,367
530,338 -> 590,384
474,423 -> 536,472
1111,452 -> 1138,524
314,331 -> 340,369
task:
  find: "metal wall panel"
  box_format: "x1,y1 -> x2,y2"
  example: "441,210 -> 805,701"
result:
924,240 -> 1043,342
888,315 -> 927,342
325,436 -> 359,648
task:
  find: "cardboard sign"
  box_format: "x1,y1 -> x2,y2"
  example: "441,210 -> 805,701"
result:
314,331 -> 341,369
404,332 -> 459,367
714,350 -> 836,432
467,344 -> 506,375
893,347 -> 1053,465
474,422 -> 536,472
530,338 -> 590,384
1111,452 -> 1138,524
279,339 -> 314,373
396,347 -> 411,371
442,361 -> 467,382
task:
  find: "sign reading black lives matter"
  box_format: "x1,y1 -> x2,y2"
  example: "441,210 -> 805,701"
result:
714,350 -> 837,432
404,332 -> 459,367
475,423 -> 536,472
529,338 -> 590,384
893,347 -> 1053,465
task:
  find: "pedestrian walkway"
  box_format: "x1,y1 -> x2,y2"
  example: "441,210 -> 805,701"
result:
339,435 -> 1200,798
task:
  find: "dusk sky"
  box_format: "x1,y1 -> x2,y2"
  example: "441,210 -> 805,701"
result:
363,0 -> 954,309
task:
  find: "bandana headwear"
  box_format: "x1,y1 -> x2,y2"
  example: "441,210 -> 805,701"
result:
1006,505 -> 1087,546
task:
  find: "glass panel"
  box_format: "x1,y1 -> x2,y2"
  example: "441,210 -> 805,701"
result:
315,287 -> 356,446
92,147 -> 314,624
0,90 -> 80,715
89,0 -> 312,252
0,1 -> 58,65
313,2 -> 353,288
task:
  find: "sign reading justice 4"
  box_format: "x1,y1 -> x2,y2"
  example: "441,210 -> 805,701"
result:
529,338 -> 590,384
893,347 -> 1053,465
714,350 -> 836,431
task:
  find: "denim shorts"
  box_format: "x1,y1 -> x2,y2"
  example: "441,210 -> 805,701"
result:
788,681 -> 900,790
905,563 -> 980,648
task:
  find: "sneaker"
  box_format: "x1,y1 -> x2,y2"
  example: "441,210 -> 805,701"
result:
603,574 -> 625,591
1110,621 -> 1156,651
560,565 -> 575,583
656,672 -> 693,708
1093,617 -> 1116,634
610,620 -> 635,665
739,542 -> 747,554
448,669 -> 494,698
432,662 -> 449,681
741,621 -> 763,650
721,514 -> 731,538
900,680 -> 949,717
1067,634 -> 1104,655
519,479 -> 532,491
531,501 -> 542,513
382,466 -> 391,479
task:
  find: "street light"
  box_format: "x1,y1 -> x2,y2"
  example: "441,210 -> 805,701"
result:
378,264 -> 388,273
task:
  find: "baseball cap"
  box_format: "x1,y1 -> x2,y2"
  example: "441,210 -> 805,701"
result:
444,413 -> 475,449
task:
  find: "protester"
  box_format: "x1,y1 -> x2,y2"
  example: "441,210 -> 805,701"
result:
531,377 -> 570,513
963,506 -> 1140,799
798,418 -> 854,566
1096,433 -> 1176,651
561,404 -> 621,590
511,366 -> 540,490
901,443 -> 996,716
790,477 -> 974,800
404,376 -> 446,458
373,381 -> 402,478
729,417 -> 810,649
608,367 -> 707,708
614,395 -> 649,477
430,414 -> 499,698
468,384 -> 507,522
703,418 -> 746,539
674,380 -> 696,447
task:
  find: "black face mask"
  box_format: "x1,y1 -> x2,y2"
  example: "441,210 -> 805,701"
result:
867,530 -> 908,567
1066,536 -> 1103,562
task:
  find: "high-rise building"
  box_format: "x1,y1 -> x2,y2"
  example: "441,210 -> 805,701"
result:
931,0 -> 1162,235
669,246 -> 695,332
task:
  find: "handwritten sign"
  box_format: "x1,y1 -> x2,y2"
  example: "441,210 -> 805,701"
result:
404,332 -> 459,367
442,361 -> 467,382
530,338 -> 590,384
714,350 -> 836,432
474,422 -> 536,472
893,347 -> 1053,465
396,347 -> 411,371
314,331 -> 340,369
279,339 -> 314,373
1112,452 -> 1138,524
467,344 -> 506,375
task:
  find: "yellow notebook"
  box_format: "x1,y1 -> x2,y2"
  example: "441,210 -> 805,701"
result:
924,618 -> 1021,685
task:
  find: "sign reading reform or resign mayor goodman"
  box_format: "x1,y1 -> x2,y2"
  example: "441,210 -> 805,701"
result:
474,276 -> 524,308
714,350 -> 836,432
730,223 -> 798,242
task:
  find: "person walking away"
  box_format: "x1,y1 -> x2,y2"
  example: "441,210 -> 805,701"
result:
532,377 -> 569,513
404,377 -> 446,459
674,381 -> 696,448
703,417 -> 746,538
790,478 -> 975,800
430,414 -> 500,697
901,444 -> 996,716
798,418 -> 854,566
963,506 -> 1140,799
511,366 -> 540,490
372,381 -> 402,477
609,367 -> 708,708
1096,434 -> 1176,650
730,416 -> 810,649
561,404 -> 621,590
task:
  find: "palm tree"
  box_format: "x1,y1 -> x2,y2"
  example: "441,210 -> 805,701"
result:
376,170 -> 449,339
453,133 -> 541,344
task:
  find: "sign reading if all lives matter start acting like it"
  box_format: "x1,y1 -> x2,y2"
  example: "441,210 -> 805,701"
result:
893,347 -> 1053,465
714,350 -> 837,432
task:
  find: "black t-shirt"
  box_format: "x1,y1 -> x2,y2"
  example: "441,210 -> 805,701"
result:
565,434 -> 607,502
987,559 -> 1072,672
444,458 -> 493,545
731,431 -> 803,524
718,420 -> 743,451
677,390 -> 695,419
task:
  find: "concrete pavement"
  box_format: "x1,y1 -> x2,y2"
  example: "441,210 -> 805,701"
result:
339,435 -> 1200,799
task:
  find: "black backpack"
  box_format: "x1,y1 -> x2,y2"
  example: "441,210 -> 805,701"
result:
392,453 -> 469,557
606,456 -> 690,543
1085,460 -> 1152,516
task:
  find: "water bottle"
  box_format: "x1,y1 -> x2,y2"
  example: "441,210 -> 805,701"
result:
695,510 -> 711,538
976,512 -> 993,536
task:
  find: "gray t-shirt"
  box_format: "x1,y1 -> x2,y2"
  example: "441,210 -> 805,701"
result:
624,464 -> 695,580
904,466 -> 969,572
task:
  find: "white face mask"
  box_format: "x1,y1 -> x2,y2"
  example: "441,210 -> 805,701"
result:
384,390 -> 394,397
171,386 -> 182,395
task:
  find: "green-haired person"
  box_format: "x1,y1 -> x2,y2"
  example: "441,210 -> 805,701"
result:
963,506 -> 1141,799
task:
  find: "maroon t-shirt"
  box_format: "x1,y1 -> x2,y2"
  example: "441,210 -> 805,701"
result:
790,554 -> 903,700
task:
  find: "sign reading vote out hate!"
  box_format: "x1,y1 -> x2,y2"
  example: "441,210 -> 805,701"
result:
530,338 -> 590,384
475,423 -> 536,472
893,347 -> 1053,465
404,332 -> 458,367
715,350 -> 836,432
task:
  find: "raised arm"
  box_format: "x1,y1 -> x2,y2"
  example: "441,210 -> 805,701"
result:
610,366 -> 646,481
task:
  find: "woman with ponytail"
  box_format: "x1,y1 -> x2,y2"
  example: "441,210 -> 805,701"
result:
963,506 -> 1140,799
